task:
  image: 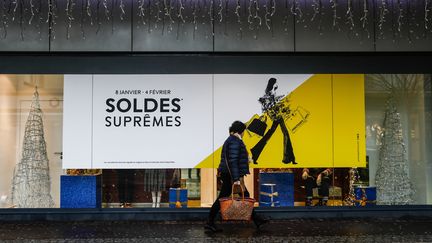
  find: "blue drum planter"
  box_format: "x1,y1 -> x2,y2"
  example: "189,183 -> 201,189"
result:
60,175 -> 102,208
259,172 -> 294,206
354,186 -> 376,206
259,183 -> 280,207
169,188 -> 188,208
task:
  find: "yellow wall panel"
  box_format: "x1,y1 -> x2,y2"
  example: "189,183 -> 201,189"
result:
332,74 -> 366,168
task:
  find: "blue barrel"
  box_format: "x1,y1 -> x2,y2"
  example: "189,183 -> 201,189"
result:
259,183 -> 280,207
169,188 -> 188,208
354,186 -> 376,206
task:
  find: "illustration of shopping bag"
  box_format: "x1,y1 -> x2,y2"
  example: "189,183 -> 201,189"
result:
247,117 -> 267,136
286,106 -> 310,133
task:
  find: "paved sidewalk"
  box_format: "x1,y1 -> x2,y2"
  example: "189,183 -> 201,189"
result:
1,218 -> 432,242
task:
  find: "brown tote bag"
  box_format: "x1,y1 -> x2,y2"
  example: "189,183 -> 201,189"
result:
219,145 -> 255,221
219,184 -> 255,221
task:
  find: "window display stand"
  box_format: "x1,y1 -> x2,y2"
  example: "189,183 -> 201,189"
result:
60,174 -> 102,208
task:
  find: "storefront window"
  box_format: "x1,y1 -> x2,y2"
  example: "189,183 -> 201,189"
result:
0,75 -> 63,208
0,74 -> 431,209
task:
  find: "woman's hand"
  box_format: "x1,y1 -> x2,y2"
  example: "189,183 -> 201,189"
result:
248,154 -> 254,164
233,180 -> 241,185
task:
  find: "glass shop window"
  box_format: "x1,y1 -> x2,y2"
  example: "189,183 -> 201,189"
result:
101,169 -> 202,208
0,75 -> 64,208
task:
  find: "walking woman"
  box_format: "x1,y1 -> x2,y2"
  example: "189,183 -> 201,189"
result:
205,121 -> 268,232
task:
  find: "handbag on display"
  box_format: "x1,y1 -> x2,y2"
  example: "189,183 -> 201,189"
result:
247,117 -> 267,136
219,184 -> 255,221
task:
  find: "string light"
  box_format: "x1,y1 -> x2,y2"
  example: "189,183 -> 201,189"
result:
86,0 -> 93,26
346,0 -> 354,31
360,0 -> 370,38
378,0 -> 389,38
103,0 -> 110,21
0,0 -> 8,39
29,0 -> 35,24
330,0 -> 340,30
235,0 -> 242,38
291,0 -> 303,23
66,0 -> 75,39
119,0 -> 125,20
138,0 -> 147,25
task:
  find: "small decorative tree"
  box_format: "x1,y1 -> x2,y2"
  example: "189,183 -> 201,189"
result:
343,167 -> 360,206
11,87 -> 54,208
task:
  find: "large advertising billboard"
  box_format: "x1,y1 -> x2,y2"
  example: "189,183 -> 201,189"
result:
63,74 -> 365,169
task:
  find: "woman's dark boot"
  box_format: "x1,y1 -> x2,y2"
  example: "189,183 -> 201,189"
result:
253,216 -> 269,229
204,222 -> 222,233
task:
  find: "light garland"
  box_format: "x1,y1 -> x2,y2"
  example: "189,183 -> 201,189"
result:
0,0 -> 429,43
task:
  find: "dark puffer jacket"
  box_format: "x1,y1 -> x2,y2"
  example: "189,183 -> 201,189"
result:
218,135 -> 250,181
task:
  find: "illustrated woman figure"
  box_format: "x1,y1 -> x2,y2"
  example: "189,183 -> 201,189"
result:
250,78 -> 297,164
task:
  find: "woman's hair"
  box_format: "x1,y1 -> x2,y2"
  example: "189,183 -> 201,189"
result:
264,78 -> 277,95
229,121 -> 246,134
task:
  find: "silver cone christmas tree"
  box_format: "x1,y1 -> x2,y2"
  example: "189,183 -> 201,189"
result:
375,97 -> 415,205
11,87 -> 54,208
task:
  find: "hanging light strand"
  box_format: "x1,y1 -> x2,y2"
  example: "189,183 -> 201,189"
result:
80,0 -> 86,38
235,0 -> 242,38
163,0 -> 173,23
330,0 -> 340,30
291,0 -> 303,22
208,0 -> 213,34
406,0 -> 413,42
177,0 -> 184,22
12,0 -> 18,21
66,0 -> 75,39
103,0 -> 110,20
29,0 -> 35,24
119,0 -> 125,20
36,0 -> 43,39
397,0 -> 404,36
0,0 -> 7,38
360,0 -> 369,29
426,0 -> 430,31
310,0 -> 321,22
145,0 -> 151,32
19,0 -> 24,40
378,0 -> 389,38
46,0 -> 57,40
360,0 -> 370,38
346,0 -> 354,30
155,0 -> 161,29
86,0 -> 93,25
264,0 -> 276,30
95,0 -> 101,34
217,0 -> 222,22
138,0 -> 146,25
192,0 -> 197,38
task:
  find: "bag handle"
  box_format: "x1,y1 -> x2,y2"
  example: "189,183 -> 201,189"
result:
231,184 -> 245,201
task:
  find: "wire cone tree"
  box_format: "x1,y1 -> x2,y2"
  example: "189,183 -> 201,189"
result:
11,87 -> 54,208
374,97 -> 415,205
